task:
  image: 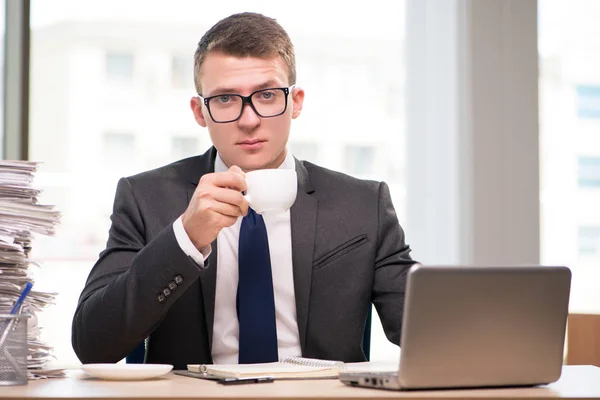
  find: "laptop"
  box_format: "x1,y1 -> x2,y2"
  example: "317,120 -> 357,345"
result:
339,264 -> 571,390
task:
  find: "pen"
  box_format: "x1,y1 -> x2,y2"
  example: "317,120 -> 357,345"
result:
0,282 -> 33,349
217,376 -> 275,385
9,282 -> 33,315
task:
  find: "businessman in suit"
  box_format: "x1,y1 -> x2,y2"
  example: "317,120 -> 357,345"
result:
72,12 -> 415,369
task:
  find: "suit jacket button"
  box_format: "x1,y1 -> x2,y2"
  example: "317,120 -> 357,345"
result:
168,281 -> 177,291
163,288 -> 172,297
174,275 -> 183,285
157,294 -> 166,303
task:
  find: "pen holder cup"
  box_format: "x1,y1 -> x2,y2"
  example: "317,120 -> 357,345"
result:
0,314 -> 29,386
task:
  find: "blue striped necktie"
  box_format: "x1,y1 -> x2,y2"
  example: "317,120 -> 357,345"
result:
237,208 -> 278,363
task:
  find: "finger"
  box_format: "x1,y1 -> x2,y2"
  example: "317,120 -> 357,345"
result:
207,199 -> 245,218
229,165 -> 246,179
239,196 -> 249,216
210,187 -> 249,217
217,214 -> 239,229
199,207 -> 238,229
210,186 -> 246,208
201,171 -> 247,192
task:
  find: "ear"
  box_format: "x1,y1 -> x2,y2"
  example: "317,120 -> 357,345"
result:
291,87 -> 305,119
190,97 -> 208,127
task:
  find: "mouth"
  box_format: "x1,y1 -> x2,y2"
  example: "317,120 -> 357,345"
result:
237,139 -> 266,150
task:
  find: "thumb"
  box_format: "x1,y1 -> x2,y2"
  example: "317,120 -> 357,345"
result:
229,165 -> 246,179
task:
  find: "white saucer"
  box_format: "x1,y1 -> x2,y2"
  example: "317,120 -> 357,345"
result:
81,364 -> 173,381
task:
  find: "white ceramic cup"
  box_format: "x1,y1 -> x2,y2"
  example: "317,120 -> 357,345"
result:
244,169 -> 298,214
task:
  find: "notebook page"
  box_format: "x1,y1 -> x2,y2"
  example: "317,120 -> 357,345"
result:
280,356 -> 345,370
187,362 -> 339,379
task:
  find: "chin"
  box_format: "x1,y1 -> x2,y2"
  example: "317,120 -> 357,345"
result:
235,152 -> 274,170
240,161 -> 270,172
243,158 -> 276,171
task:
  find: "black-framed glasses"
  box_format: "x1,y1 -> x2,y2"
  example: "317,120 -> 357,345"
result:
199,86 -> 293,123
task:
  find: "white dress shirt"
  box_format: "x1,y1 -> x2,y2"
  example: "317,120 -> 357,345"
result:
172,151 -> 302,364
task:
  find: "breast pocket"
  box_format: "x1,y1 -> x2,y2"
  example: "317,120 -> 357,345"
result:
313,234 -> 369,271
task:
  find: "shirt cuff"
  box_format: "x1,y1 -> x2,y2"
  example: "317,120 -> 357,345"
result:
173,216 -> 211,267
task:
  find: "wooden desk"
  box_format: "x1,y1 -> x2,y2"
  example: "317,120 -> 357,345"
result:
1,365 -> 599,400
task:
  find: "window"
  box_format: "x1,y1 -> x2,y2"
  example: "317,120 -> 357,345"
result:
29,0 -> 406,368
344,145 -> 376,176
171,135 -> 198,160
576,85 -> 600,119
172,56 -> 192,90
103,132 -> 135,164
539,0 -> 600,314
578,226 -> 600,256
106,52 -> 134,83
578,156 -> 600,188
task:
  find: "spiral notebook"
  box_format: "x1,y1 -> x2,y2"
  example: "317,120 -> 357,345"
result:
187,357 -> 345,379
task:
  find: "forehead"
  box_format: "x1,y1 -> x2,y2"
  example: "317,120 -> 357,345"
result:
199,52 -> 289,95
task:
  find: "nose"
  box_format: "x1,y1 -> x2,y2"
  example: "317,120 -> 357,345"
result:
237,102 -> 261,130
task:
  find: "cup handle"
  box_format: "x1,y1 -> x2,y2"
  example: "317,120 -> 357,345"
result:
243,194 -> 251,205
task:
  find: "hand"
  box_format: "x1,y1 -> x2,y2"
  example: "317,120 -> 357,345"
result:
182,166 -> 249,250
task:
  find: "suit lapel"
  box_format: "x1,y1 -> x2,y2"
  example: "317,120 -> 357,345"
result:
290,159 -> 317,353
185,147 -> 218,353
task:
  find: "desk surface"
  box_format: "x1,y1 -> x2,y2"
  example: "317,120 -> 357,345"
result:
1,365 -> 599,400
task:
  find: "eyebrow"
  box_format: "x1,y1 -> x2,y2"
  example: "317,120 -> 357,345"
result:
206,80 -> 283,97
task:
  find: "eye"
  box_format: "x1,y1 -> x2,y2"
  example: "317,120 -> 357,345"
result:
217,95 -> 231,103
259,90 -> 276,100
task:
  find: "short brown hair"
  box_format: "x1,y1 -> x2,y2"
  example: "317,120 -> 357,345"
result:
193,12 -> 296,94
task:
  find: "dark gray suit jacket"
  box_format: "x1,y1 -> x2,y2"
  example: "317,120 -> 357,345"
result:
72,147 -> 414,369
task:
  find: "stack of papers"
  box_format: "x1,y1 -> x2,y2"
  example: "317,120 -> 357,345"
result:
0,161 -> 63,378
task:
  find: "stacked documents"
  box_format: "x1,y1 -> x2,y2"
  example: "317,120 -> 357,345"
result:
0,161 -> 62,378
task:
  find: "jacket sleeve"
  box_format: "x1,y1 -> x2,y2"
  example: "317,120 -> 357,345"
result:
371,181 -> 415,346
71,177 -> 204,363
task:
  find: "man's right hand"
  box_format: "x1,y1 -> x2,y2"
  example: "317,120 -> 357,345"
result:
182,166 -> 248,250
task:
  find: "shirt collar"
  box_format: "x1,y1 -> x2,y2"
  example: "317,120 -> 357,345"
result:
214,148 -> 295,173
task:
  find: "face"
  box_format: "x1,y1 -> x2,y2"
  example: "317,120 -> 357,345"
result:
190,52 -> 304,171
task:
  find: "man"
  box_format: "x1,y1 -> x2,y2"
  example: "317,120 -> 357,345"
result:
72,12 -> 414,369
